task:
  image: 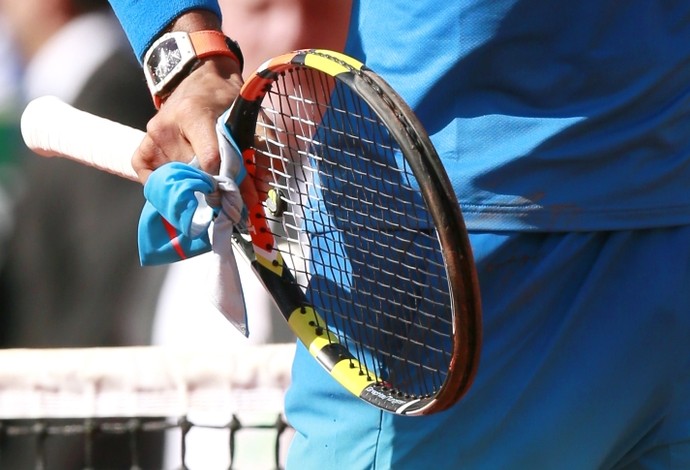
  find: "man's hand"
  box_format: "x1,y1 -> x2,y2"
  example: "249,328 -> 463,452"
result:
132,55 -> 243,183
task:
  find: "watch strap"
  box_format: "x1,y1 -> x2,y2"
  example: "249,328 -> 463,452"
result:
189,30 -> 244,71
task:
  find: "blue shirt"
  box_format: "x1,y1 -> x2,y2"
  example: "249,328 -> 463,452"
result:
109,0 -> 690,231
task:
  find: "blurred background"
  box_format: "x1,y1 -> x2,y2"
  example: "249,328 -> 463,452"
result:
0,0 -> 348,467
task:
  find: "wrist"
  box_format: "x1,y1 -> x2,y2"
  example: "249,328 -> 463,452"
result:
168,10 -> 223,34
196,54 -> 243,81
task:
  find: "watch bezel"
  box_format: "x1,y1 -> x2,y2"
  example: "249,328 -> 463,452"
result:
143,32 -> 197,97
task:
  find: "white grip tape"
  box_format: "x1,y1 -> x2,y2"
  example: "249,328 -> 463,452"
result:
20,96 -> 144,182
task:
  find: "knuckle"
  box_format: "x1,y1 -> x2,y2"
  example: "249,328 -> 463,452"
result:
145,117 -> 169,141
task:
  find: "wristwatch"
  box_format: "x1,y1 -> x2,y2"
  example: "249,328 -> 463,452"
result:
143,30 -> 244,109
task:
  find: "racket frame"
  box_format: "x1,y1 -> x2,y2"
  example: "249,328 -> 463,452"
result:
225,49 -> 482,415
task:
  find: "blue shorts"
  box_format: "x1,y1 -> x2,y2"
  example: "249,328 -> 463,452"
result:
284,227 -> 690,469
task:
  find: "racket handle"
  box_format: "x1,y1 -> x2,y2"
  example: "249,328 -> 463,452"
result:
20,96 -> 143,182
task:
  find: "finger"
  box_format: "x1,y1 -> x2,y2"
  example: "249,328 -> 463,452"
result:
145,112 -> 196,164
131,133 -> 174,184
179,108 -> 222,175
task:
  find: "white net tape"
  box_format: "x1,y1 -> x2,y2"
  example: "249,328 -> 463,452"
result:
0,344 -> 294,420
0,344 -> 296,469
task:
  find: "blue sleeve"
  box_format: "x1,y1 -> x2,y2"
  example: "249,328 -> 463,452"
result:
107,0 -> 223,62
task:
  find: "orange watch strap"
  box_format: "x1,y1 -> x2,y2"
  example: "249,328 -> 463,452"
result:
189,30 -> 241,66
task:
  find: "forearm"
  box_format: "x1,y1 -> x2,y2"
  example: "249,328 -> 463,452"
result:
107,0 -> 223,61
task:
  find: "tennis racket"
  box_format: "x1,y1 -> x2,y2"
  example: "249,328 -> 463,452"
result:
21,49 -> 481,416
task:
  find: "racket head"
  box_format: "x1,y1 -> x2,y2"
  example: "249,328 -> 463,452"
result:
226,49 -> 481,415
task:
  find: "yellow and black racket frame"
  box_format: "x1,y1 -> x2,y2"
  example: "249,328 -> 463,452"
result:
226,49 -> 481,416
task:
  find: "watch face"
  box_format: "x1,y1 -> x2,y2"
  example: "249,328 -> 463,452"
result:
147,38 -> 183,87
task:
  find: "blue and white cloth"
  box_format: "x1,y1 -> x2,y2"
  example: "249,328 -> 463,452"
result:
137,114 -> 250,336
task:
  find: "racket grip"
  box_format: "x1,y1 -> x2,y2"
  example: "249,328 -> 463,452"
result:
20,96 -> 143,182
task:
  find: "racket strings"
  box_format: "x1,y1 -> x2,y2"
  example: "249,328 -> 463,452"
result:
252,66 -> 454,398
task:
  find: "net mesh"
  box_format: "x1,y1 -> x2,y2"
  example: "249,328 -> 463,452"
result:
0,344 -> 294,469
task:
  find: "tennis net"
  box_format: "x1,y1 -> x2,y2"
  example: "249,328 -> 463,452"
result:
0,344 -> 295,469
